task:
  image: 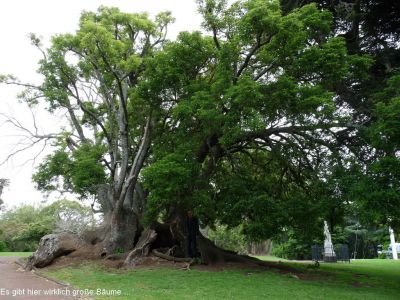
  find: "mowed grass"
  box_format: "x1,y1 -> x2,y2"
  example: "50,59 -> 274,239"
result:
42,259 -> 400,300
0,252 -> 32,257
319,259 -> 400,290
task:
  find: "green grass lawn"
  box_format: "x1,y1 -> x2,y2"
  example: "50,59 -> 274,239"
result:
42,258 -> 400,300
0,252 -> 32,257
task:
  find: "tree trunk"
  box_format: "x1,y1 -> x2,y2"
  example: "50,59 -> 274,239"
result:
32,186 -> 276,268
106,207 -> 140,252
93,184 -> 143,253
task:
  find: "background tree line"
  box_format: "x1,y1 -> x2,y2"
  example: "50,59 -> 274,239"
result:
0,200 -> 96,252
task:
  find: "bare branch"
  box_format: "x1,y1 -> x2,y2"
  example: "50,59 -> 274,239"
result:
0,112 -> 59,166
0,136 -> 50,166
1,79 -> 41,90
68,80 -> 112,146
29,33 -> 47,61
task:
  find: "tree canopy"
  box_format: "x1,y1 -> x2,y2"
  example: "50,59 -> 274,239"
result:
142,0 -> 370,239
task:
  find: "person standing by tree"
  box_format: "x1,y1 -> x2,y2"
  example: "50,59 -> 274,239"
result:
186,210 -> 199,258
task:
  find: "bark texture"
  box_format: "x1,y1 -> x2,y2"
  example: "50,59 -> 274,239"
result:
94,183 -> 144,253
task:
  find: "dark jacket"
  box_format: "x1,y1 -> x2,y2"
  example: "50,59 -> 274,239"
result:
186,217 -> 199,237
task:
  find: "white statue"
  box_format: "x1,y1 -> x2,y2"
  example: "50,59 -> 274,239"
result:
389,227 -> 398,260
323,221 -> 336,261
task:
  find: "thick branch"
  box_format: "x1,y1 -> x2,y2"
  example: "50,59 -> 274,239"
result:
65,102 -> 86,142
235,35 -> 272,80
212,25 -> 221,50
116,113 -> 153,210
115,82 -> 130,196
239,123 -> 348,143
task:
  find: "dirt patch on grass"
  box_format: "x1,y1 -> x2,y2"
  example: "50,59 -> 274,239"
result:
353,273 -> 370,278
44,254 -> 191,271
352,281 -> 373,288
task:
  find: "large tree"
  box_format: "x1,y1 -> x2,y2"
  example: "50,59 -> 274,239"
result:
2,6 -> 174,251
1,0 -> 369,264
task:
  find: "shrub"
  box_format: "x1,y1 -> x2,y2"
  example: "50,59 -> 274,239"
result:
0,240 -> 8,252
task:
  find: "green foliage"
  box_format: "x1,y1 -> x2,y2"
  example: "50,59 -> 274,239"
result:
322,75 -> 400,230
0,200 -> 95,251
370,75 -> 400,153
0,178 -> 9,211
276,0 -> 400,234
70,144 -> 107,195
207,224 -> 248,254
272,229 -> 322,260
0,240 -> 8,252
0,204 -> 51,251
141,1 -> 371,242
142,152 -> 200,223
33,144 -> 106,196
33,150 -> 72,192
335,223 -> 388,259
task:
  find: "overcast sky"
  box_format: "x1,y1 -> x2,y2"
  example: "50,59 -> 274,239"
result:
0,0 -> 202,208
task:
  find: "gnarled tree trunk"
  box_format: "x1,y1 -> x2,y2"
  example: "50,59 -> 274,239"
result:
27,190 -> 267,269
89,183 -> 145,254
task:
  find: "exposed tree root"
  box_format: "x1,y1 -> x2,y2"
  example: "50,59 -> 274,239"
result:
152,249 -> 193,263
26,221 -> 297,274
123,229 -> 157,268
